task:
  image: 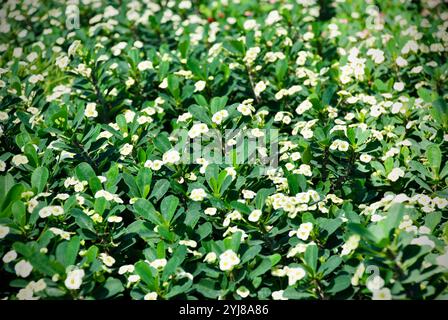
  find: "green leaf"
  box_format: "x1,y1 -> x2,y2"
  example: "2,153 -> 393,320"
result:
154,134 -> 172,153
94,197 -> 107,215
241,245 -> 262,264
318,256 -> 342,277
135,261 -> 156,289
160,195 -> 179,223
224,40 -> 245,55
195,279 -> 220,299
381,203 -> 404,237
133,199 -> 163,225
162,245 -> 187,281
197,222 -> 212,240
75,162 -> 96,182
304,244 -> 318,272
426,144 -> 442,176
188,104 -> 212,126
250,254 -> 281,279
0,173 -> 15,208
12,201 -> 26,226
31,167 -> 49,194
94,277 -> 124,299
255,188 -> 274,210
425,212 -> 442,231
287,174 -> 307,194
56,236 -> 80,267
136,167 -> 152,198
275,59 -> 288,82
283,288 -> 314,299
326,274 -> 351,294
150,179 -> 170,201
431,98 -> 448,128
71,208 -> 95,233
1,184 -> 25,217
348,223 -> 377,243
167,75 -> 180,99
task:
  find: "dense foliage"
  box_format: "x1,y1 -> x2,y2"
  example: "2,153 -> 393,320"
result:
0,0 -> 447,300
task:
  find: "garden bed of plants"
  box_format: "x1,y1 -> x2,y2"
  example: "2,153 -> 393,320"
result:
0,0 -> 447,300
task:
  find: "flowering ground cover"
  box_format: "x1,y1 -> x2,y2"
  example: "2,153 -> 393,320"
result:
0,0 -> 447,300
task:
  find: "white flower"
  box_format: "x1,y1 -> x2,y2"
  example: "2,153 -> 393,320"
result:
204,207 -> 217,216
225,167 -> 237,180
411,236 -> 435,248
242,189 -> 256,199
128,274 -> 140,283
179,240 -> 197,248
190,188 -> 207,201
2,250 -> 17,263
396,56 -> 408,67
65,268 -> 85,290
351,263 -> 365,286
144,292 -> 158,300
120,143 -> 133,156
285,266 -> 306,285
236,286 -> 250,298
254,81 -> 267,96
68,40 -> 81,57
55,55 -> 69,69
296,222 -> 313,241
149,258 -> 167,270
0,224 -> 10,239
12,154 -> 29,166
95,190 -> 114,201
211,110 -> 229,125
295,99 -> 313,115
137,60 -> 153,71
194,80 -> 206,92
99,253 -> 116,267
17,288 -> 37,300
237,103 -> 254,116
297,164 -> 312,176
436,247 -> 448,268
341,235 -> 360,256
330,139 -> 349,152
159,78 -> 168,89
265,10 -> 282,25
248,209 -> 262,222
272,290 -> 288,300
107,216 -> 123,223
387,168 -> 405,182
219,250 -> 240,271
144,159 -> 163,171
49,227 -> 71,240
188,123 -> 209,138
393,82 -> 405,91
162,149 -> 180,164
360,154 -> 372,163
29,279 -> 47,292
243,19 -> 257,31
367,275 -> 385,291
39,206 -> 64,218
15,260 -> 33,278
126,77 -> 135,87
118,265 -> 135,275
204,252 -> 217,263
178,112 -> 192,122
85,102 -> 98,118
366,48 -> 385,64
372,288 -> 392,300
